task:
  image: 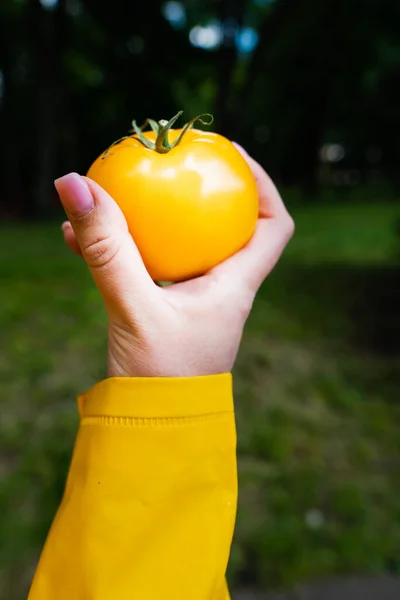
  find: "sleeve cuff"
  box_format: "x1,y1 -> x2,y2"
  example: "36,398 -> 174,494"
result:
77,374 -> 233,420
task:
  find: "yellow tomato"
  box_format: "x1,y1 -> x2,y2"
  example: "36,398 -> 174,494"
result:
87,120 -> 258,282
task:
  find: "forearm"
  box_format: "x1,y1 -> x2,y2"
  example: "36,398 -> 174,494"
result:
28,375 -> 237,600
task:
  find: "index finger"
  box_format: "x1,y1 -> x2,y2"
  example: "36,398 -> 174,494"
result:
210,147 -> 294,294
232,143 -> 288,219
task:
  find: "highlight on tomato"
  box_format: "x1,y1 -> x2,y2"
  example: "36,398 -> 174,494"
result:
87,111 -> 259,282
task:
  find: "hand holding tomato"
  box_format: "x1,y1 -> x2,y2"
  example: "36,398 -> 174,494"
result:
55,143 -> 294,378
86,112 -> 259,282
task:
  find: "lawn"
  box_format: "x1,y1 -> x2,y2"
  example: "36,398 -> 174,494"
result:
0,198 -> 399,599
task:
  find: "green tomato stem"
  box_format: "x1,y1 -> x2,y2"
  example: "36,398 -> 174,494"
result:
102,111 -> 213,158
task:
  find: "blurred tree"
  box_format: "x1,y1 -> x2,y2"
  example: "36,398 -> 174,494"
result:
237,0 -> 381,193
0,0 -> 399,214
0,0 -> 26,214
214,0 -> 246,134
27,0 -> 65,215
0,0 -> 209,216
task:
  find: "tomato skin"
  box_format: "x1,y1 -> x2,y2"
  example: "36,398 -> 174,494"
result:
87,128 -> 258,282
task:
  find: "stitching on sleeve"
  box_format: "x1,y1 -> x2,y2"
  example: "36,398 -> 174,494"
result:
80,412 -> 233,428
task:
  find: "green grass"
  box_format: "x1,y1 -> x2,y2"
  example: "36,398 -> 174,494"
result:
0,199 -> 399,598
286,201 -> 400,265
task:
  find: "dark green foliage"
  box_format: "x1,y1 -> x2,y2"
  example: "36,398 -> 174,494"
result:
0,0 -> 399,215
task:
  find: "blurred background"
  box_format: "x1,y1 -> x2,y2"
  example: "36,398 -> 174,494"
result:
0,0 -> 400,598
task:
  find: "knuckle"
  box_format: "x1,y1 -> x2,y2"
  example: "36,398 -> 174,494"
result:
68,207 -> 96,224
237,289 -> 255,318
284,213 -> 295,239
220,282 -> 254,320
83,234 -> 120,270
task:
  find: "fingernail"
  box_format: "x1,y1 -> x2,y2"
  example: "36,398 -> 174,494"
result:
61,221 -> 70,232
54,173 -> 94,216
232,141 -> 248,156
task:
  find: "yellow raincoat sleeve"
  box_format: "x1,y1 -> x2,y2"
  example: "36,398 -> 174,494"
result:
28,374 -> 237,600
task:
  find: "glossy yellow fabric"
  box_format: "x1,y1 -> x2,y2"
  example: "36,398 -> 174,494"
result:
28,375 -> 237,599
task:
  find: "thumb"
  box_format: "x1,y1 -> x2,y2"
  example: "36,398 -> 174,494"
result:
54,173 -> 155,314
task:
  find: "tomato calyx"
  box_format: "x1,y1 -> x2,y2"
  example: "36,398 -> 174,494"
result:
102,111 -> 213,158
